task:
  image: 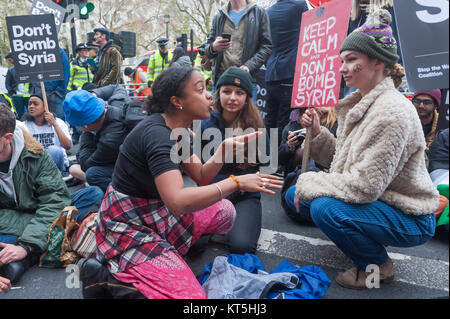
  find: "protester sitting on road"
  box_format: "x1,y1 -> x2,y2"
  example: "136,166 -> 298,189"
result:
63,89 -> 128,192
279,107 -> 337,177
288,9 -> 440,290
81,66 -> 282,299
0,276 -> 10,294
0,104 -> 104,284
412,89 -> 441,151
201,66 -> 271,254
22,93 -> 72,175
428,128 -> 449,187
169,47 -> 192,69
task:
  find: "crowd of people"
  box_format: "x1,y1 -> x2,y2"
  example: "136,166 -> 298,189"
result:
0,0 -> 448,297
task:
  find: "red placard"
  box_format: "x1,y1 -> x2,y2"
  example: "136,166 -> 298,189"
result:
291,0 -> 351,108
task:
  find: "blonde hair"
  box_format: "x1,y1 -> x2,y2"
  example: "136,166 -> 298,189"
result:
384,63 -> 405,88
315,107 -> 337,131
351,0 -> 393,21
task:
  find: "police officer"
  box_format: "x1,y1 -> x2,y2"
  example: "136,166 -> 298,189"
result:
147,37 -> 173,85
68,43 -> 94,92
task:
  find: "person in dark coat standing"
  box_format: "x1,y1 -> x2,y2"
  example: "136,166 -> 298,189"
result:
264,0 -> 309,145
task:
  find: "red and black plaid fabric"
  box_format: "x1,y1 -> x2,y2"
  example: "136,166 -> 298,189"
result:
96,185 -> 194,274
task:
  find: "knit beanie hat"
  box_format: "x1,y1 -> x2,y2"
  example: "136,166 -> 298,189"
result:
63,90 -> 106,127
215,66 -> 253,97
340,8 -> 399,65
413,89 -> 442,109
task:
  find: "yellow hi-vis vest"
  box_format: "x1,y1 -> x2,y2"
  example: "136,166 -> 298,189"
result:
147,51 -> 173,82
68,61 -> 94,91
0,93 -> 15,113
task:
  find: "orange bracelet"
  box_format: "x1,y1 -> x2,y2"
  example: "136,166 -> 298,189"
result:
229,175 -> 240,191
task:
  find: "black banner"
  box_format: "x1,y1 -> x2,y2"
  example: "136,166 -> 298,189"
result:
6,14 -> 64,83
394,0 -> 449,92
437,89 -> 449,133
255,67 -> 268,119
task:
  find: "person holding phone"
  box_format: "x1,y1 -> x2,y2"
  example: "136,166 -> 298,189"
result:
205,0 -> 272,97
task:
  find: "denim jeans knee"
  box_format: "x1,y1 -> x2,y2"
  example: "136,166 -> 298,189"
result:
46,145 -> 66,172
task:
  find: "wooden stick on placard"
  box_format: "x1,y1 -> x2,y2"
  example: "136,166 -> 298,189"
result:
301,126 -> 313,174
39,81 -> 49,113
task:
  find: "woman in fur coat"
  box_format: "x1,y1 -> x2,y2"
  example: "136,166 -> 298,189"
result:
288,9 -> 440,289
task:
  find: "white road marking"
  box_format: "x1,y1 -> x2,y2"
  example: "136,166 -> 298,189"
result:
257,228 -> 449,292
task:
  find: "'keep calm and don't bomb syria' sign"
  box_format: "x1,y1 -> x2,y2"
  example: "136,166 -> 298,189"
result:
292,0 -> 351,108
6,14 -> 64,83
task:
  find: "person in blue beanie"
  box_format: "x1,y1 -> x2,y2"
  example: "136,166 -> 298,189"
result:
63,90 -> 128,192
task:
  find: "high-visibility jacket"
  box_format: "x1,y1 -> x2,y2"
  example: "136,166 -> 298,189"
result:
23,83 -> 30,98
194,55 -> 213,91
133,69 -> 152,97
68,59 -> 94,91
0,93 -> 15,113
147,51 -> 173,82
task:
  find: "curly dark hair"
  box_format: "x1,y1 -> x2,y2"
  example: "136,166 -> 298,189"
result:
143,66 -> 196,114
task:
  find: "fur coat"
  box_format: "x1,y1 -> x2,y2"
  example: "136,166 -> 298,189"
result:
295,77 -> 440,215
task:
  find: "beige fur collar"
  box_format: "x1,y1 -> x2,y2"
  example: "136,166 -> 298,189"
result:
21,128 -> 45,155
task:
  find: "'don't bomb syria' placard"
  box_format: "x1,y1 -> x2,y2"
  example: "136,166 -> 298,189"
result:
291,0 -> 351,108
6,14 -> 64,83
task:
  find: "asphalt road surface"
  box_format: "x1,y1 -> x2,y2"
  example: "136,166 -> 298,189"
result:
1,176 -> 448,300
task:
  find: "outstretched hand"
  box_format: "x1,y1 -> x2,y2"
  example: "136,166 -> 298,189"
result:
237,172 -> 284,195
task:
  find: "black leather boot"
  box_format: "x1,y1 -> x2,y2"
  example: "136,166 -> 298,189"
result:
79,258 -> 145,299
0,258 -> 31,284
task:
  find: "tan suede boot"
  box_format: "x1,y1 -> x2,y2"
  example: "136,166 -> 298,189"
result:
335,258 -> 394,290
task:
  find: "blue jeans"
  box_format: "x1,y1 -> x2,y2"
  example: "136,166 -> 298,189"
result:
46,145 -> 67,173
49,93 -> 65,121
71,186 -> 105,223
0,235 -> 19,245
85,165 -> 115,193
284,186 -> 436,269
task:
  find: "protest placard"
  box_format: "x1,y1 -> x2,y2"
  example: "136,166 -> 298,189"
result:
6,14 -> 64,84
290,0 -> 351,172
393,0 -> 449,92
291,0 -> 351,109
30,0 -> 66,34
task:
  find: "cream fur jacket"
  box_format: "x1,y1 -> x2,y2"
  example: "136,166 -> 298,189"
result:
295,77 -> 440,215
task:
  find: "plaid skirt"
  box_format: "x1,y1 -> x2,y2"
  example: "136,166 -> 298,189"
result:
96,185 -> 235,274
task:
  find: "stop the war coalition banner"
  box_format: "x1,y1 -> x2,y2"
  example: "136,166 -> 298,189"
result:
394,0 -> 449,92
6,14 -> 64,83
291,0 -> 351,108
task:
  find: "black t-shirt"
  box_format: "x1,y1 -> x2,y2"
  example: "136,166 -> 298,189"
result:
112,113 -> 192,199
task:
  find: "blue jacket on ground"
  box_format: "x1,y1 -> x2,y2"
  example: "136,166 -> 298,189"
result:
265,0 -> 309,83
198,253 -> 331,299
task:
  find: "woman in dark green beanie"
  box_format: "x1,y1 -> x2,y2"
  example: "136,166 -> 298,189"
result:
291,9 -> 439,290
201,66 -> 270,254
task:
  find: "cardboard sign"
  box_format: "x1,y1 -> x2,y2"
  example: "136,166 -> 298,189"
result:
6,14 -> 64,83
291,0 -> 351,108
393,0 -> 449,92
30,0 -> 66,34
